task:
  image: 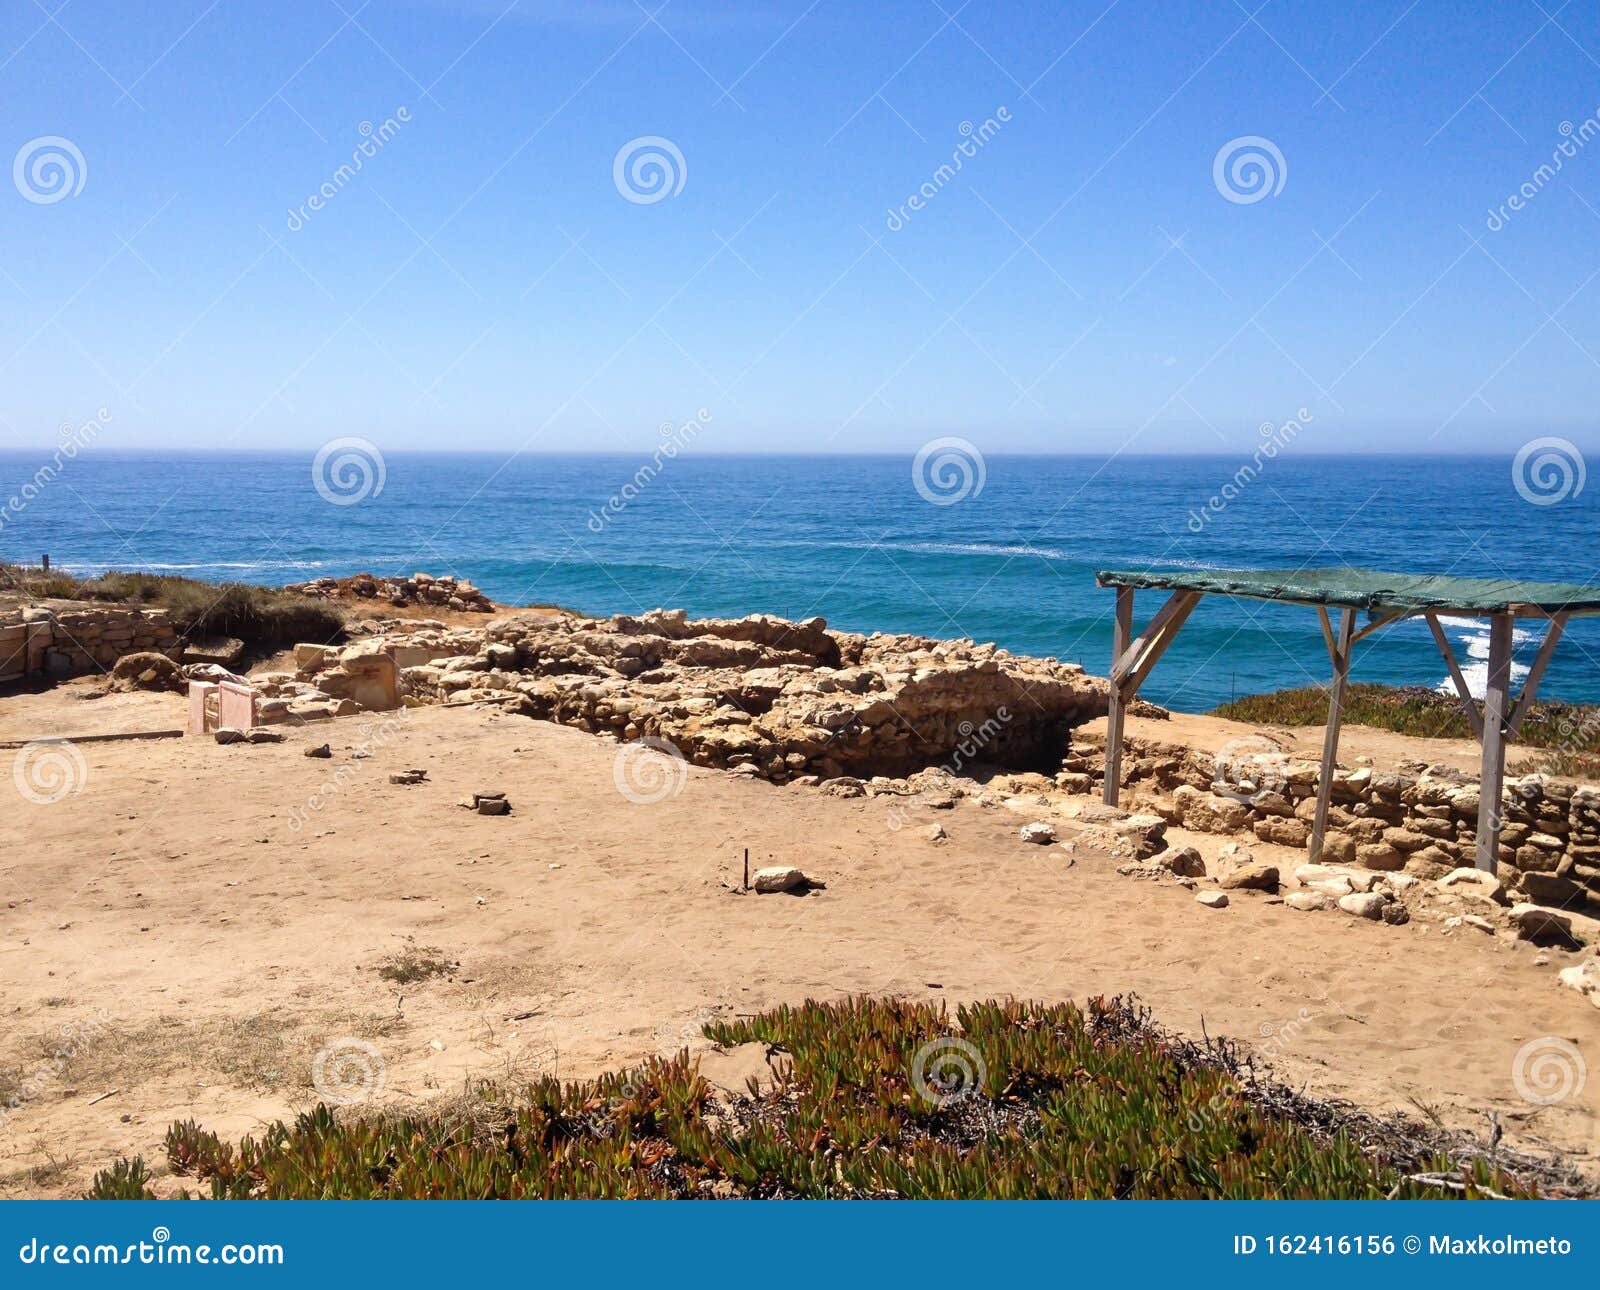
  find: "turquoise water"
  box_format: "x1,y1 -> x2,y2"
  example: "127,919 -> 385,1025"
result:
3,449 -> 1596,711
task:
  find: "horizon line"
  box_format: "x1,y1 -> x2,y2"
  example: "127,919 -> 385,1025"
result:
0,446 -> 1573,460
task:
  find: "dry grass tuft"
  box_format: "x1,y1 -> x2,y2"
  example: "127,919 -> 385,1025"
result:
376,941 -> 458,986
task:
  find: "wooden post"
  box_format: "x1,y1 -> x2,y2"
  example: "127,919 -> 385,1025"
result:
1475,613 -> 1513,873
1505,614 -> 1565,737
1103,586 -> 1133,806
1309,608 -> 1356,862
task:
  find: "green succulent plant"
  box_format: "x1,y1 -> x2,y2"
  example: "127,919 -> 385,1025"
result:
86,996 -> 1536,1200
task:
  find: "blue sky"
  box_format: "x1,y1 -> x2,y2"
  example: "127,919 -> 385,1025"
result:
2,0 -> 1598,454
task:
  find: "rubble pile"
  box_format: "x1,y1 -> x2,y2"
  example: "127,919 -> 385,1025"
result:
284,571 -> 495,613
281,608 -> 1108,784
1063,728 -> 1600,915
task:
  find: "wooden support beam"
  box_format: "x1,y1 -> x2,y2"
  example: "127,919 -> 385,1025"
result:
1116,592 -> 1201,697
1424,611 -> 1484,739
1349,610 -> 1410,645
1104,590 -> 1204,805
1309,608 -> 1357,863
1103,586 -> 1134,807
1316,605 -> 1337,666
1111,590 -> 1194,683
1506,614 -> 1566,738
1475,613 -> 1513,874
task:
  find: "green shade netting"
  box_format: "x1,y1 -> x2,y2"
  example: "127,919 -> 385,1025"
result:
1094,567 -> 1600,615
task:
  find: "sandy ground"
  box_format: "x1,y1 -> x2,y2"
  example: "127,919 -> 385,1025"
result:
0,684 -> 181,743
2,697 -> 1597,1197
1080,710 -> 1493,776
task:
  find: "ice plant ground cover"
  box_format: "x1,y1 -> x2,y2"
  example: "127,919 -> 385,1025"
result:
86,997 -> 1570,1200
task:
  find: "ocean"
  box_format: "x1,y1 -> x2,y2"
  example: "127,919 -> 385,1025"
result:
3,448 -> 1596,712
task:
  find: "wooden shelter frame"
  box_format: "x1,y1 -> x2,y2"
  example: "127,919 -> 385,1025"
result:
1099,578 -> 1577,873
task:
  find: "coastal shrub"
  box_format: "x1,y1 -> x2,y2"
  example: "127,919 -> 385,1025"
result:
85,996 -> 1540,1200
157,579 -> 344,643
2,564 -> 344,645
1215,683 -> 1600,776
0,565 -> 87,598
85,1156 -> 157,1200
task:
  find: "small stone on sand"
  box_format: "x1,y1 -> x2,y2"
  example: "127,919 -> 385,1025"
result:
1338,892 -> 1387,920
1218,861 -> 1279,893
1557,960 -> 1600,1008
752,866 -> 811,894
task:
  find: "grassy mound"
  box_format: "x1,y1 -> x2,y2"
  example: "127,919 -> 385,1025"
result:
1,565 -> 344,646
85,997 -> 1544,1200
1214,683 -> 1600,778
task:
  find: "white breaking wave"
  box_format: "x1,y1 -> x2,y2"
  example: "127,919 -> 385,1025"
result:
58,559 -> 334,573
1436,614 -> 1541,646
819,539 -> 1080,561
917,541 -> 1072,560
1433,617 -> 1532,700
